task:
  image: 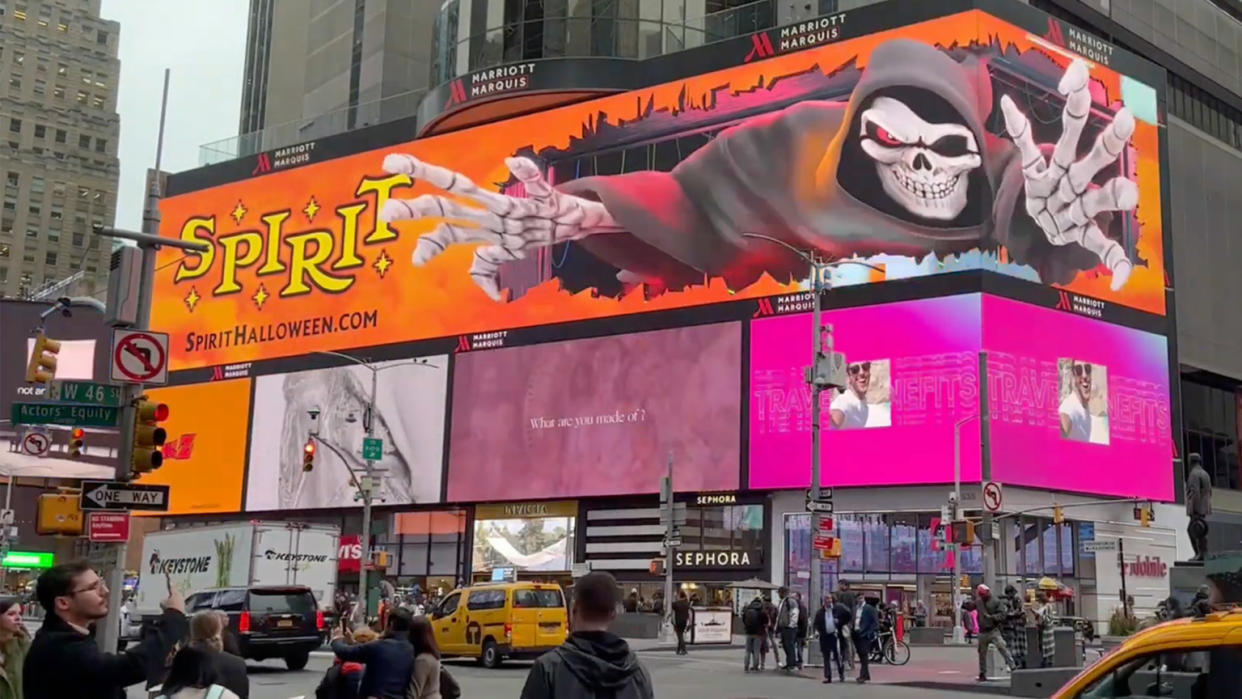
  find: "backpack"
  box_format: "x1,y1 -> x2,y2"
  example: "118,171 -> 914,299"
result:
743,605 -> 763,631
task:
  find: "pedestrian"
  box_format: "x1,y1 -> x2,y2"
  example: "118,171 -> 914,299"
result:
188,611 -> 248,699
671,591 -> 691,656
974,584 -> 1016,681
314,626 -> 375,699
762,595 -> 780,670
813,595 -> 843,684
154,645 -> 240,699
853,596 -> 879,683
330,607 -> 415,699
519,571 -> 654,699
794,592 -> 808,669
406,616 -> 442,699
23,561 -> 188,699
1034,591 -> 1055,668
1001,585 -> 1027,669
962,599 -> 977,642
775,587 -> 799,671
0,596 -> 30,699
741,595 -> 765,672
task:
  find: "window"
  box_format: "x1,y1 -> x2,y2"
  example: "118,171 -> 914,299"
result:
466,589 -> 506,611
33,125 -> 44,139
436,592 -> 461,617
11,51 -> 22,65
48,208 -> 60,220
27,205 -> 39,218
77,187 -> 88,199
5,172 -> 16,188
7,119 -> 19,134
8,77 -> 18,90
1072,647 -> 1242,698
96,29 -> 108,45
2,199 -> 14,212
80,69 -> 91,85
56,63 -> 66,77
71,232 -> 82,246
32,78 -> 44,94
52,85 -> 64,99
0,244 -> 8,258
34,59 -> 44,73
247,590 -> 315,617
513,589 -> 564,608
54,129 -> 65,143
78,134 -> 89,149
75,90 -> 86,104
30,176 -> 42,194
91,95 -> 104,109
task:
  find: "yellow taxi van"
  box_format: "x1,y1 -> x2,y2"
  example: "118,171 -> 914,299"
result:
427,581 -> 569,668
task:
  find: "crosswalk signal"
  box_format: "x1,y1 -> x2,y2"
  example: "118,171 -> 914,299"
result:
949,521 -> 975,546
649,559 -> 666,576
302,440 -> 315,472
131,396 -> 168,475
1053,505 -> 1064,524
69,428 -> 84,458
1135,504 -> 1152,527
24,332 -> 60,383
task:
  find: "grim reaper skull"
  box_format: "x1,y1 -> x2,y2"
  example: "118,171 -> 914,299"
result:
859,96 -> 982,221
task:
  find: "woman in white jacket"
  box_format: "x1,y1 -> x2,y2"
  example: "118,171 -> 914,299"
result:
407,616 -> 442,699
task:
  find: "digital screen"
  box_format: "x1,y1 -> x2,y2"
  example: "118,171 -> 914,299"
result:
246,357 -> 449,510
153,9 -> 1165,371
447,323 -> 741,501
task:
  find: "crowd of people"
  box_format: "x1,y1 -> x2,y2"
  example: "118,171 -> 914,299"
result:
0,560 -> 656,699
959,583 -> 1064,680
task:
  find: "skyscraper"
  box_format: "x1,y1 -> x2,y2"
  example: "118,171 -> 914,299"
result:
0,0 -> 119,300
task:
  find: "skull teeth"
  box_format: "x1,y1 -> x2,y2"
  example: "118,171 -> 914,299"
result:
892,168 -> 961,200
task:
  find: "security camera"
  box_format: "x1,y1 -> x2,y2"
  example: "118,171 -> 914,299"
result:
947,491 -> 959,504
308,407 -> 320,421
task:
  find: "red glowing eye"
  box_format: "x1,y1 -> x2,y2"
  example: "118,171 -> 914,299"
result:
874,126 -> 902,147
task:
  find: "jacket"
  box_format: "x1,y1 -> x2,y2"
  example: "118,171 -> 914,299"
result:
407,652 -> 440,699
330,636 -> 414,699
831,602 -> 853,633
812,607 -> 837,638
0,633 -> 30,699
314,660 -> 364,699
796,601 -> 809,639
24,607 -> 188,699
741,600 -> 766,636
203,647 -> 249,699
519,630 -> 653,699
856,604 -> 879,641
977,595 -> 1008,634
671,599 -> 691,629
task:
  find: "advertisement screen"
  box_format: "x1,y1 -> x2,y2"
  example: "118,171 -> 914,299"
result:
448,323 -> 741,501
0,301 -> 116,479
140,379 -> 251,515
153,9 -> 1165,371
246,357 -> 449,511
749,294 -> 1172,500
983,296 -> 1171,500
472,517 -> 573,573
750,295 -> 982,490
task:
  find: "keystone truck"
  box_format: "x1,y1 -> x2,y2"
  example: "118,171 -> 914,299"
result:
133,521 -> 339,621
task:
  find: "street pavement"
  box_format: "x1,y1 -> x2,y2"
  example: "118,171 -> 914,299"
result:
121,642 -> 1014,699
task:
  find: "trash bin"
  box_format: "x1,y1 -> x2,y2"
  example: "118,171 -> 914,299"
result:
1052,627 -> 1078,667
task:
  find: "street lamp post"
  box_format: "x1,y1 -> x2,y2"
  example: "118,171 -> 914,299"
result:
309,351 -> 434,623
740,234 -> 881,604
951,413 -> 980,644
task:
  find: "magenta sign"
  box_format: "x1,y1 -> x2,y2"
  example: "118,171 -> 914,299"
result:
749,294 -> 1172,500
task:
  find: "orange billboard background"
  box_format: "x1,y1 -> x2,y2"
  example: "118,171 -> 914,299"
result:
135,379 -> 250,515
153,10 -> 1165,371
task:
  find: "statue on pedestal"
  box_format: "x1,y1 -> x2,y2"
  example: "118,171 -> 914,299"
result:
1186,453 -> 1212,562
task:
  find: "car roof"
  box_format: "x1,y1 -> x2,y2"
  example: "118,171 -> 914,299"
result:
194,585 -> 313,594
1122,609 -> 1242,647
455,582 -> 562,592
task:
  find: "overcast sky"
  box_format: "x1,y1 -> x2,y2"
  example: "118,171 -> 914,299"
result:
101,0 -> 250,231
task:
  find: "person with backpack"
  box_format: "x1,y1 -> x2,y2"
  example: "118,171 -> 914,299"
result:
813,594 -> 844,683
762,596 -> 780,670
794,592 -> 808,669
741,596 -> 766,672
775,588 -> 799,671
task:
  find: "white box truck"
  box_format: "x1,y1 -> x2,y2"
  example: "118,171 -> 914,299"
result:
133,522 -> 339,667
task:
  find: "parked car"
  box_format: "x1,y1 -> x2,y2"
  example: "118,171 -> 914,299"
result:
428,581 -> 568,668
186,585 -> 325,670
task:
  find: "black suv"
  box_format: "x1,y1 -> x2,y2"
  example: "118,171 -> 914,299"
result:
185,585 -> 325,670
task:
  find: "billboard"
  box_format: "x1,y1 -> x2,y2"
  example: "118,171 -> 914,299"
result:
749,294 -> 1172,500
139,379 -> 251,515
0,301 -> 117,479
245,357 -> 449,510
983,295 -> 1171,500
447,323 -> 741,501
153,9 -> 1165,371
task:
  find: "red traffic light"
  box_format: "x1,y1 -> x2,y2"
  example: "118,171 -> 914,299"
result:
153,403 -> 169,421
71,428 -> 84,440
304,441 -> 315,456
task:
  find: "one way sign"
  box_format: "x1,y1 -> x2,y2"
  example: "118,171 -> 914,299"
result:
80,480 -> 170,512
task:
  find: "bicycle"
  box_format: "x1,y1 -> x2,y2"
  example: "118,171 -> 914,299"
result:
869,627 -> 911,666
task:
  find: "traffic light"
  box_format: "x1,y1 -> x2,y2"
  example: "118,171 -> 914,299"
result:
948,520 -> 976,545
1053,504 -> 1064,524
649,558 -> 666,575
302,440 -> 316,472
24,332 -> 60,384
69,428 -> 84,458
131,396 -> 168,474
370,550 -> 390,570
1135,505 -> 1153,527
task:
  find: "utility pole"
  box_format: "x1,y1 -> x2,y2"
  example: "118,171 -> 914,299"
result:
663,453 -> 674,627
807,256 -> 827,606
93,70 -> 209,652
979,351 -> 996,590
359,366 -> 377,621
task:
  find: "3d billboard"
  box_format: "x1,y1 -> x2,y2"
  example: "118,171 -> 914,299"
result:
750,294 -> 1172,500
152,9 -> 1166,371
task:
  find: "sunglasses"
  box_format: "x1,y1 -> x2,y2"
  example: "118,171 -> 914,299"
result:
1072,363 -> 1093,377
848,362 -> 871,375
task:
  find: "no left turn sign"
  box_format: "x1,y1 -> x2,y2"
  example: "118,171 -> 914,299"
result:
22,431 -> 50,457
982,481 -> 1003,513
111,329 -> 169,385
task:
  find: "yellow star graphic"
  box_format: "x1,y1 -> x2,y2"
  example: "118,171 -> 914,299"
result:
303,196 -> 320,222
183,287 -> 201,312
231,200 -> 247,224
373,249 -> 393,278
252,284 -> 269,310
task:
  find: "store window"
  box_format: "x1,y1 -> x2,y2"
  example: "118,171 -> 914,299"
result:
380,509 -> 468,597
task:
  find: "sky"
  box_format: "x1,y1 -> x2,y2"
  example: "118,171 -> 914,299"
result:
100,0 -> 250,231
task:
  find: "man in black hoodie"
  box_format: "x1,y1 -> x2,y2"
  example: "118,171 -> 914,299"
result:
520,572 -> 654,699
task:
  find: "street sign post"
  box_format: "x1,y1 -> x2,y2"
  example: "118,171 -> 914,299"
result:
87,512 -> 131,542
1081,539 -> 1118,553
46,380 -> 121,406
362,437 -> 383,461
11,402 -> 119,427
812,534 -> 835,550
21,431 -> 50,456
666,537 -> 683,548
982,481 -> 1003,513
806,500 -> 834,514
80,480 -> 170,511
110,329 -> 170,385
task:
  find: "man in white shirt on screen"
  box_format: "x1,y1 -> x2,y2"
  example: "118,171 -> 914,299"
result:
1059,361 -> 1093,442
830,361 -> 871,429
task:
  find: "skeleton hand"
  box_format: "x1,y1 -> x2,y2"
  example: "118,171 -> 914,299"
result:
1000,59 -> 1137,291
379,154 -> 619,301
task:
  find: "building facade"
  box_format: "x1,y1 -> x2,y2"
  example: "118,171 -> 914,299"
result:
0,0 -> 118,300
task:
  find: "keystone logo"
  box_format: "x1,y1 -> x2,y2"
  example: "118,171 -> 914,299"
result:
744,32 -> 775,62
264,550 -> 329,563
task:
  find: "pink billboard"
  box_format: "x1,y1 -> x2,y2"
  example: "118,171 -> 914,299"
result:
448,323 -> 741,501
750,295 -> 983,490
749,294 -> 1173,500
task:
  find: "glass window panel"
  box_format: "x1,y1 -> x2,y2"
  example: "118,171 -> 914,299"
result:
917,514 -> 946,574
1041,521 -> 1060,574
785,513 -> 810,595
428,538 -> 459,576
730,504 -> 764,552
863,514 -> 889,574
890,514 -> 917,573
399,542 -> 429,576
839,515 -> 863,573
